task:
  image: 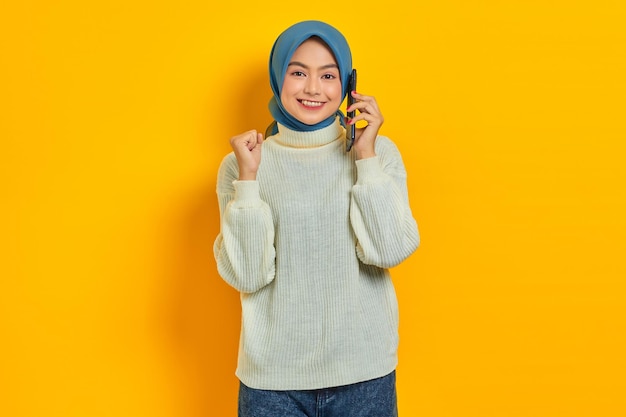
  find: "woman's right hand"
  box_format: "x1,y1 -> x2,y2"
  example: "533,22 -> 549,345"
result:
229,130 -> 263,180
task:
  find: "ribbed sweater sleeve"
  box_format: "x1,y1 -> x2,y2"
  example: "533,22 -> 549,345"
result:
213,154 -> 276,293
350,138 -> 420,268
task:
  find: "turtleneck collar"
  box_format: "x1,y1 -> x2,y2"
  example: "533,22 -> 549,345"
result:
270,117 -> 345,149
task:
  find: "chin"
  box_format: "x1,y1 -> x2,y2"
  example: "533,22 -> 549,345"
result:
301,113 -> 336,126
302,117 -> 326,125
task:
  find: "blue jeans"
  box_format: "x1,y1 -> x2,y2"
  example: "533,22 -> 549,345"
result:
238,371 -> 398,417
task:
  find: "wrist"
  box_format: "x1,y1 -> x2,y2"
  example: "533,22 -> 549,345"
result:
238,172 -> 257,181
238,167 -> 257,181
355,149 -> 376,160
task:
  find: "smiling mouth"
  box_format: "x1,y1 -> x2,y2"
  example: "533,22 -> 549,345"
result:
299,99 -> 324,108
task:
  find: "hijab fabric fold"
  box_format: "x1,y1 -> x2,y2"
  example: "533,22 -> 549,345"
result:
267,21 -> 352,136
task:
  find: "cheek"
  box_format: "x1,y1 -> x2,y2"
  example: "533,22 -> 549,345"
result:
280,80 -> 298,104
330,83 -> 343,101
279,88 -> 292,109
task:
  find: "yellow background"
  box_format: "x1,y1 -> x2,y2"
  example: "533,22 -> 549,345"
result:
2,1 -> 625,416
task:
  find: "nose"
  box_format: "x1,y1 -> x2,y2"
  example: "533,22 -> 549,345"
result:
303,77 -> 321,95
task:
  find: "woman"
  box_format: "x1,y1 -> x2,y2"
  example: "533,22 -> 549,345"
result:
214,20 -> 419,416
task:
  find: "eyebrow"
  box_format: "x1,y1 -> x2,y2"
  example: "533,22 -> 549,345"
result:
287,61 -> 339,70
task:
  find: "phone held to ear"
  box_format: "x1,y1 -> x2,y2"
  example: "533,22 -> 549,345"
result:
346,69 -> 357,152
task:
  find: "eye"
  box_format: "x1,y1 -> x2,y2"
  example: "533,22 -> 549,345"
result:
322,74 -> 336,80
291,71 -> 306,77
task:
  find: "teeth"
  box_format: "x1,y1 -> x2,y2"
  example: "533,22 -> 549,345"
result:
301,100 -> 323,107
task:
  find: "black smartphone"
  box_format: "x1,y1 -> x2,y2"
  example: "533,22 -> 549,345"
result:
346,69 -> 357,151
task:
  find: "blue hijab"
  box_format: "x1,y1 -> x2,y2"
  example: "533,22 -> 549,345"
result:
267,21 -> 352,135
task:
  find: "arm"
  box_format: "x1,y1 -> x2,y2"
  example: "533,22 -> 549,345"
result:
213,137 -> 276,293
350,138 -> 420,268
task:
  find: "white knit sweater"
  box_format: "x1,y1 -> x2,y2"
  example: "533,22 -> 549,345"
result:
213,119 -> 419,390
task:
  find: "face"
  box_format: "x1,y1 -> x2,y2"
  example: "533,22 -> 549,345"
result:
280,38 -> 342,126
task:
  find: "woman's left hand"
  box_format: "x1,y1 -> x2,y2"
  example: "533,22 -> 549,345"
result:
346,91 -> 384,160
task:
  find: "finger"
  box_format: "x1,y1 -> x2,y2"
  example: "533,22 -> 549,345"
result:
348,111 -> 383,127
350,91 -> 367,100
244,131 -> 258,150
349,91 -> 378,105
348,100 -> 381,117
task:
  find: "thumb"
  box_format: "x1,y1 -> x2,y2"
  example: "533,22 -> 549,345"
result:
257,132 -> 264,145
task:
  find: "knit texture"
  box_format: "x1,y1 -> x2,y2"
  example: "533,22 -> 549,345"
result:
213,119 -> 420,390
